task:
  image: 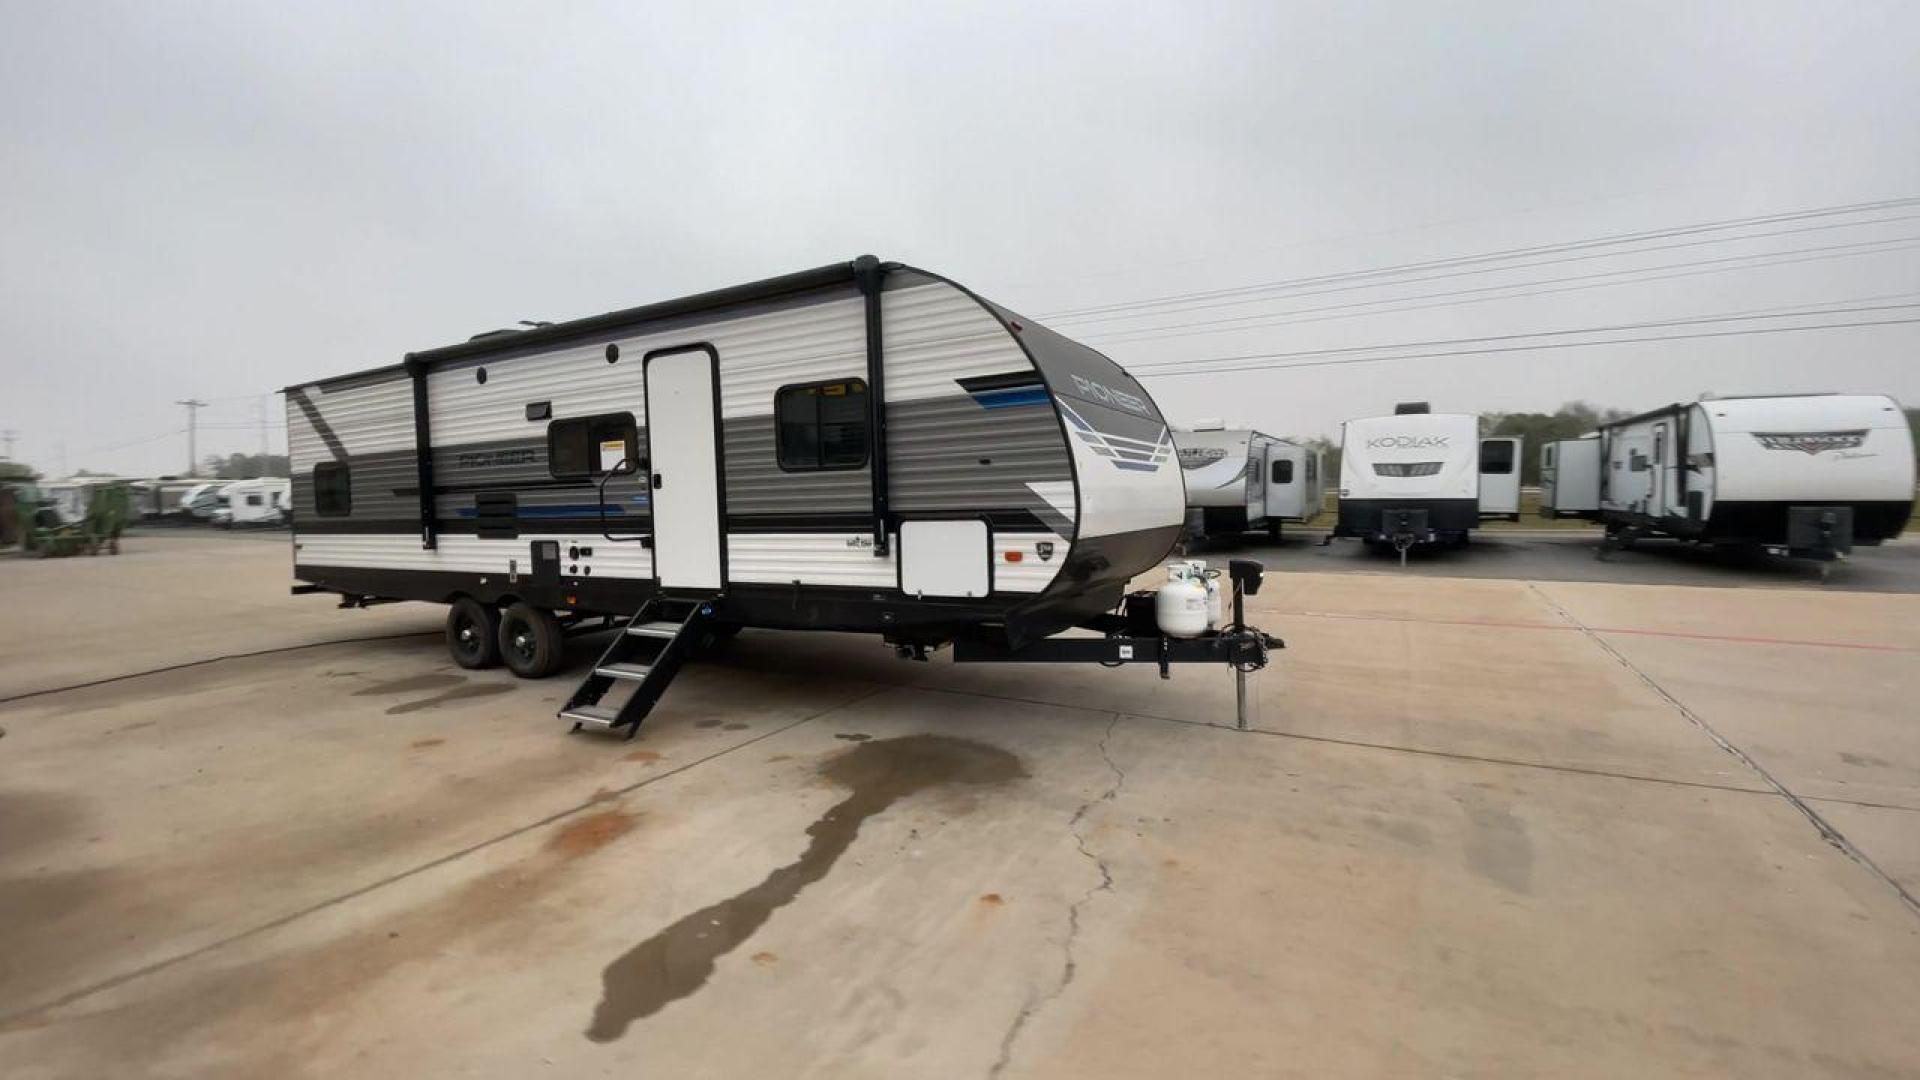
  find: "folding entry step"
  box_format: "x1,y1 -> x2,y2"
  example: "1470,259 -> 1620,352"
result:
560,598 -> 716,738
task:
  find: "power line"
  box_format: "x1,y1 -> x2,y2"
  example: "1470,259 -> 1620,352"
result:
1064,218 -> 1920,333
1126,301 -> 1920,374
1132,317 -> 1920,380
1088,235 -> 1920,347
1042,194 -> 1920,323
67,428 -> 189,459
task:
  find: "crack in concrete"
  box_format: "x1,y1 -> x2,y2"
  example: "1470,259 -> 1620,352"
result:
988,713 -> 1125,1079
1527,582 -> 1920,921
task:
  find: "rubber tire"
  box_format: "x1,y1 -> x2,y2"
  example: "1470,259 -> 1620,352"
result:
498,601 -> 565,679
446,597 -> 502,669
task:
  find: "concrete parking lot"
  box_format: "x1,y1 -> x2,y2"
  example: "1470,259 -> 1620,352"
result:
3,534 -> 1918,1077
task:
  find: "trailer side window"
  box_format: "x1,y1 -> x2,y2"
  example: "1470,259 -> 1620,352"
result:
548,413 -> 638,479
313,462 -> 351,516
775,379 -> 869,471
1270,459 -> 1294,484
1479,440 -> 1515,475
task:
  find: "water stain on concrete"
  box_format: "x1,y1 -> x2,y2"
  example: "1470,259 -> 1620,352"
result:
979,892 -> 1005,907
693,719 -> 723,729
9,803 -> 642,1072
751,951 -> 778,967
385,683 -> 512,716
584,734 -> 1025,1042
353,672 -> 464,697
722,723 -> 750,732
107,719 -> 159,735
409,738 -> 446,750
1364,815 -> 1433,850
1462,799 -> 1534,894
548,809 -> 639,858
833,732 -> 871,742
623,749 -> 664,764
1839,751 -> 1893,769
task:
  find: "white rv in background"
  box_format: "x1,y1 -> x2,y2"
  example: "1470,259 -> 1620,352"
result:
1173,422 -> 1324,542
1332,403 -> 1521,553
212,477 -> 291,527
1540,393 -> 1913,561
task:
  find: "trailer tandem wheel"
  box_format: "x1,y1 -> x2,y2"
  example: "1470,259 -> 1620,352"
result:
446,597 -> 502,670
498,602 -> 565,678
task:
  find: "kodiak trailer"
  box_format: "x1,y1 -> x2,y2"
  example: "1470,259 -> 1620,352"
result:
287,257 -> 1280,736
1331,404 -> 1520,557
1173,423 -> 1324,543
1540,393 -> 1914,562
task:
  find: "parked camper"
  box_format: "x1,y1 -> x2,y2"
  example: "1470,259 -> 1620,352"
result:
1173,423 -> 1324,543
132,477 -> 220,520
212,477 -> 290,527
1539,394 -> 1914,562
188,481 -> 234,520
287,256 -> 1280,737
1332,404 -> 1518,555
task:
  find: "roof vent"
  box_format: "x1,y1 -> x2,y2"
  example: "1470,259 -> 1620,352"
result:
1191,418 -> 1226,431
1393,401 -> 1431,415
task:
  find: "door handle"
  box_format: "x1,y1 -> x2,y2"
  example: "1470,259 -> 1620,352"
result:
651,473 -> 664,490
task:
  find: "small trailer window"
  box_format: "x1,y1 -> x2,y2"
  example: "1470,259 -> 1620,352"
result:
776,379 -> 869,471
245,493 -> 264,507
548,413 -> 638,479
1271,459 -> 1294,484
313,462 -> 351,516
1479,440 -> 1515,475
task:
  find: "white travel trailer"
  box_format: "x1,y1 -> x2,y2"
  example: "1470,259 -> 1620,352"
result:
1332,405 -> 1520,553
286,257 -> 1281,737
213,477 -> 290,526
132,477 -> 221,519
1539,393 -> 1914,561
1173,423 -> 1324,542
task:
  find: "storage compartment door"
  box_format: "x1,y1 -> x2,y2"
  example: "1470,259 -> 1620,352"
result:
899,519 -> 991,598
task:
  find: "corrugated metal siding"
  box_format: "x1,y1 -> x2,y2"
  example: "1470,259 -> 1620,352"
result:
886,396 -> 1072,519
286,377 -> 414,525
723,416 -> 870,515
295,533 -> 654,578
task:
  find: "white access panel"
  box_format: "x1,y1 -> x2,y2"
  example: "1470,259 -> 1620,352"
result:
899,519 -> 991,598
646,348 -> 723,590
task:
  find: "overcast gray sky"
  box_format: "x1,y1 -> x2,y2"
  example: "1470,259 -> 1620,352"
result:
4,0 -> 1917,476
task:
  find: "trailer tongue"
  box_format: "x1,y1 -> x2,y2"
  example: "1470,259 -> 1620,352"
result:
951,558 -> 1282,731
563,559 -> 1283,738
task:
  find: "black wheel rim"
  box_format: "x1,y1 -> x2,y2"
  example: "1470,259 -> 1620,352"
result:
506,619 -> 538,666
452,611 -> 484,660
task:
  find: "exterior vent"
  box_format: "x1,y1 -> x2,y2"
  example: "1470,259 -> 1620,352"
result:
1393,402 -> 1431,415
1374,461 -> 1443,477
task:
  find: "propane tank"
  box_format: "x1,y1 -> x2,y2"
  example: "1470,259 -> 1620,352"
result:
1156,564 -> 1210,638
1181,560 -> 1224,630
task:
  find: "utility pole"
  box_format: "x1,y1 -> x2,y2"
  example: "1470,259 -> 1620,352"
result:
176,399 -> 206,475
0,429 -> 15,460
257,396 -> 269,457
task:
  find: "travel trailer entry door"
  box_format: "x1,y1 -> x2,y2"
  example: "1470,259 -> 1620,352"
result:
1648,422 -> 1671,517
644,346 -> 724,590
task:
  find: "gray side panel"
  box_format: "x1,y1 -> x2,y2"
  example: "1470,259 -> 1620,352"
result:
888,396 -> 1074,529
723,416 -> 871,516
428,436 -> 652,524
